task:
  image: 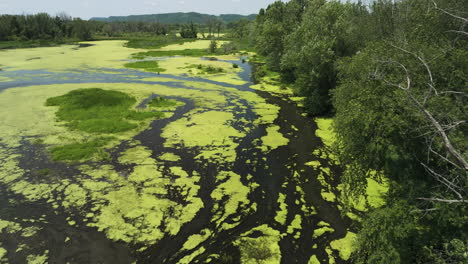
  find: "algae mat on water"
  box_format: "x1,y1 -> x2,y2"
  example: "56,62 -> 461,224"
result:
0,40 -> 366,264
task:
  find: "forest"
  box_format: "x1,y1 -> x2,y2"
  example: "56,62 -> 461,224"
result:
0,0 -> 466,263
248,0 -> 467,262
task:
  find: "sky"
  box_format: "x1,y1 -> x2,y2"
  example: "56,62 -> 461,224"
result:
0,0 -> 288,19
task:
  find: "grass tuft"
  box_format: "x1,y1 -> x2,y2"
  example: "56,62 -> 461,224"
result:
148,97 -> 178,108
46,88 -> 163,134
124,60 -> 166,73
50,137 -> 113,161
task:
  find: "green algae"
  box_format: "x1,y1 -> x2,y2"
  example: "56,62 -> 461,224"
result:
26,250 -> 49,264
0,44 -> 293,259
274,193 -> 288,225
305,160 -> 321,169
330,232 -> 357,261
21,226 -> 41,238
0,219 -> 22,233
159,152 -> 181,162
260,125 -> 289,151
178,246 -> 206,264
157,40 -> 229,51
235,225 -> 282,264
326,247 -> 336,264
162,111 -> 245,163
0,40 -> 146,72
182,229 -> 212,251
315,118 -> 335,148
0,247 -> 6,261
287,214 -> 302,233
211,171 -> 251,230
308,255 -> 320,264
312,225 -> 335,238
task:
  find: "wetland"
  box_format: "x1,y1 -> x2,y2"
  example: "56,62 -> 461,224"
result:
0,40 -> 385,264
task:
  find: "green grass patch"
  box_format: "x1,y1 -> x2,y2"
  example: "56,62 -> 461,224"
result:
148,97 -> 178,108
50,137 -> 113,161
124,60 -> 166,73
46,88 -> 163,134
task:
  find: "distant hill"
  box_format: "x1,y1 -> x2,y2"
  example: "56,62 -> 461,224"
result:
90,12 -> 256,24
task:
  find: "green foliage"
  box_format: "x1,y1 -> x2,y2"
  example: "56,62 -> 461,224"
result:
353,201 -> 421,263
46,88 -> 163,134
187,64 -> 225,74
179,22 -> 198,38
209,39 -> 218,53
250,0 -> 467,262
124,60 -> 166,73
91,13 -> 256,24
50,137 -> 113,161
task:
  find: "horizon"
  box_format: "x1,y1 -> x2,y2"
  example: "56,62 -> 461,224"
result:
0,0 -> 286,20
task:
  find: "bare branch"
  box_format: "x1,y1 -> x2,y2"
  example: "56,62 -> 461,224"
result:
417,197 -> 468,204
406,90 -> 468,170
446,30 -> 468,36
420,163 -> 464,200
433,1 -> 468,23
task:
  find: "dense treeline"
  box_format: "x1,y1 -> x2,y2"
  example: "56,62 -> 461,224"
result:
91,12 -> 256,24
0,13 -> 232,43
0,13 -> 172,42
251,0 -> 467,263
0,13 -> 100,41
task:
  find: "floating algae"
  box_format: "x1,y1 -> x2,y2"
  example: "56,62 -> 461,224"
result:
162,111 -> 245,163
234,225 -> 282,264
330,232 -> 357,261
0,40 -> 145,72
260,125 -> 289,151
0,41 -> 364,263
308,255 -> 320,264
211,171 -> 252,230
274,193 -> 288,225
156,40 -> 229,51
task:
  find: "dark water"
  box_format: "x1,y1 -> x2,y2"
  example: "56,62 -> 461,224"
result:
0,58 -> 351,264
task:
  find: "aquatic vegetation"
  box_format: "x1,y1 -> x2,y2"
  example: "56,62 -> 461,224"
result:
313,221 -> 335,238
159,152 -> 181,162
315,118 -> 335,148
46,88 -> 163,134
157,40 -> 229,51
330,232 -> 357,260
211,171 -> 251,230
147,96 -> 178,108
182,229 -> 212,251
286,214 -> 302,234
235,225 -> 282,264
0,40 -> 145,72
162,111 -> 245,163
50,137 -> 113,161
124,60 -> 166,73
260,125 -> 289,151
274,193 -> 288,225
0,40 -> 364,263
186,64 -> 225,74
308,255 -> 320,264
